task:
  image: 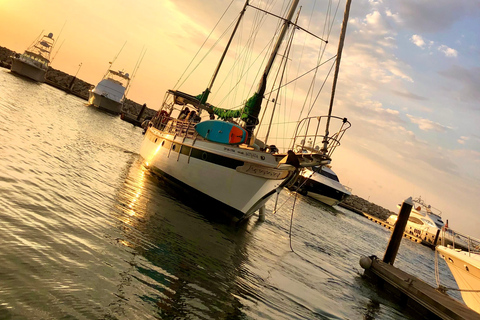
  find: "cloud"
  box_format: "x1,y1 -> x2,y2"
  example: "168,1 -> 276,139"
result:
391,90 -> 427,101
458,136 -> 469,145
406,114 -> 450,132
438,45 -> 458,57
438,65 -> 480,104
391,0 -> 480,33
410,34 -> 425,48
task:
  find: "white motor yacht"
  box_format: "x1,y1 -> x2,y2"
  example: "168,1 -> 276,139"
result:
387,197 -> 445,245
11,32 -> 55,82
290,165 -> 351,206
88,69 -> 131,114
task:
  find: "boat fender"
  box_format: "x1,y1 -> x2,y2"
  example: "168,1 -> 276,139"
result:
359,256 -> 372,269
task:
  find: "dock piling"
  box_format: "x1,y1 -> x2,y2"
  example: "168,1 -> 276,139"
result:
383,197 -> 413,265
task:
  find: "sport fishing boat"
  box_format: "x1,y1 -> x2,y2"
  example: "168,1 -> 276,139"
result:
11,32 -> 55,82
387,197 -> 445,245
88,69 -> 131,114
436,232 -> 480,314
289,165 -> 351,206
140,0 -> 353,222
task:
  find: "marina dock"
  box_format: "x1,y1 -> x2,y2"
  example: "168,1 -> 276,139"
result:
360,198 -> 480,319
361,257 -> 480,319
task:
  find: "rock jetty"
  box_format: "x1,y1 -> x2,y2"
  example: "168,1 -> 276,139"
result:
341,194 -> 395,221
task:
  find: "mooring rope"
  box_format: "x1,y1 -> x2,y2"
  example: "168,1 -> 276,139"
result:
285,167 -> 320,253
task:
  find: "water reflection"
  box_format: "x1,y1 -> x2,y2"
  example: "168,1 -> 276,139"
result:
107,159 -> 258,319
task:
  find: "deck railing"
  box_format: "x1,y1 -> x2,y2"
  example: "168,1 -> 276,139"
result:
441,229 -> 480,256
291,115 -> 351,157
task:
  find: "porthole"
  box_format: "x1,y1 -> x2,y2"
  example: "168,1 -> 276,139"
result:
155,138 -> 158,143
465,265 -> 469,272
161,140 -> 165,146
172,144 -> 176,150
448,258 -> 454,263
202,152 -> 208,160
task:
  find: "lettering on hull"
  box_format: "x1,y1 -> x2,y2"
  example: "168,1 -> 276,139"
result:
236,163 -> 290,180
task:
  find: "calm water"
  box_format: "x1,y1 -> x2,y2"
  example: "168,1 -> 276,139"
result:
0,69 -> 461,320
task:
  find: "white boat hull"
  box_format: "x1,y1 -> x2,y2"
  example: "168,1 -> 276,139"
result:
437,245 -> 480,314
88,91 -> 123,114
293,167 -> 351,206
140,127 -> 293,221
10,58 -> 47,82
306,192 -> 343,206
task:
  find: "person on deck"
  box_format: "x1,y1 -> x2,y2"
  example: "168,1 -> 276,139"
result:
178,108 -> 190,120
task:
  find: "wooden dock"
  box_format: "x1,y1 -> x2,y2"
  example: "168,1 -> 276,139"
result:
361,212 -> 430,246
361,257 -> 480,319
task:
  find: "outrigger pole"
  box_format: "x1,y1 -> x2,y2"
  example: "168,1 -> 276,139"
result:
322,0 -> 352,153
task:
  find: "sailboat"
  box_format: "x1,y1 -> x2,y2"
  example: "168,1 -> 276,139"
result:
140,0 -> 352,222
11,32 -> 55,82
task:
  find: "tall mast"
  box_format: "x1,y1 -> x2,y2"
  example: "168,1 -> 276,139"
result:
199,0 -> 250,104
244,0 -> 299,141
257,0 -> 299,95
322,0 -> 352,153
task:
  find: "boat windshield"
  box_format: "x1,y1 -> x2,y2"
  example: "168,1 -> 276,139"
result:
421,218 -> 436,228
314,166 -> 339,182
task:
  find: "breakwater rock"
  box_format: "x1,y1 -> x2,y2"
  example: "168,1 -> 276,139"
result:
45,67 -> 93,100
342,195 -> 395,221
0,46 -> 13,68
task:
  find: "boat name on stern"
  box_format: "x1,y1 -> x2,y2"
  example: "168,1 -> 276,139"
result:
236,163 -> 289,180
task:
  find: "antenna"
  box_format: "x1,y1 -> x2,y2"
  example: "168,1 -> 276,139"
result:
50,39 -> 65,62
104,41 -> 127,78
124,46 -> 147,97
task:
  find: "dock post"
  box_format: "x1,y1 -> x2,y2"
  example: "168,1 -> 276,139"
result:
383,197 -> 413,265
433,229 -> 440,246
136,103 -> 147,121
258,205 -> 266,222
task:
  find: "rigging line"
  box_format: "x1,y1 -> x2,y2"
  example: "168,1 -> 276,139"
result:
306,59 -> 336,116
125,47 -> 147,97
263,7 -> 300,145
28,30 -> 44,49
266,55 -> 336,95
296,0 -> 334,121
213,4 -> 275,107
50,39 -> 65,63
273,168 -> 318,215
175,17 -> 238,90
173,0 -> 236,90
52,20 -> 67,52
248,3 -> 327,43
304,0 -> 341,118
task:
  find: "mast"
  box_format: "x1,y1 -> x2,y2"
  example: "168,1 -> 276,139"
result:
322,0 -> 352,153
245,0 -> 299,142
199,0 -> 250,105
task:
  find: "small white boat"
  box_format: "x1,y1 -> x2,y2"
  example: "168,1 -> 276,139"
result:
11,32 -> 55,82
387,197 -> 445,244
88,69 -> 131,114
289,165 -> 351,206
437,232 -> 480,314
